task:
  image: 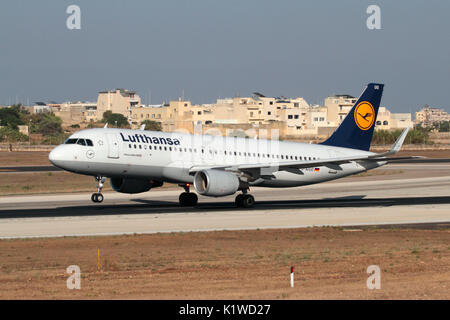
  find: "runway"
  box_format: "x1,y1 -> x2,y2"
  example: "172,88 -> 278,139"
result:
0,165 -> 61,173
1,169 -> 450,238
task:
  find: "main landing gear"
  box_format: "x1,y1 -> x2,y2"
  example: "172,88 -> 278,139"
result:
235,190 -> 255,208
91,176 -> 106,203
179,183 -> 198,206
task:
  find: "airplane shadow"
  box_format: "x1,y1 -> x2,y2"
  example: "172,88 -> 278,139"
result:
1,195 -> 450,220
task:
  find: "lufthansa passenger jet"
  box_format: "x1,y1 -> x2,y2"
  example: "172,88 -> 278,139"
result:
49,83 -> 425,207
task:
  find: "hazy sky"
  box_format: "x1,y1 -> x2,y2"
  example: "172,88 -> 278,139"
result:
0,0 -> 449,112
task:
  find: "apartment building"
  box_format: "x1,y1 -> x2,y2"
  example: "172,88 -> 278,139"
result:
324,94 -> 357,126
52,101 -> 97,125
415,106 -> 450,126
96,89 -> 141,121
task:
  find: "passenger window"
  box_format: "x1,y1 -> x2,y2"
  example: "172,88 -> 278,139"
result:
134,145 -> 136,149
149,145 -> 152,150
129,144 -> 132,148
139,145 -> 142,149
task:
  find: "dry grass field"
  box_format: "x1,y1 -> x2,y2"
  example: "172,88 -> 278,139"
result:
0,227 -> 448,299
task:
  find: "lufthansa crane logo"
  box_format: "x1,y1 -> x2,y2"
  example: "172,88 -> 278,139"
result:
354,101 -> 375,130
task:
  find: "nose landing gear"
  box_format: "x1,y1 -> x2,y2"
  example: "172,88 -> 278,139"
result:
91,176 -> 106,203
178,183 -> 198,206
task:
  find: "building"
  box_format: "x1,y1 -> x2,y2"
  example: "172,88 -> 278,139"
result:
375,107 -> 412,130
52,102 -> 97,125
324,94 -> 357,126
415,105 -> 450,126
96,89 -> 141,122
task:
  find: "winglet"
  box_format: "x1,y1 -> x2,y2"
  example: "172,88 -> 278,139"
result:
104,123 -> 108,128
390,127 -> 410,154
370,127 -> 410,158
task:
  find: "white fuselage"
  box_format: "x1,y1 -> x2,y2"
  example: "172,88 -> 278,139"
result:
49,128 -> 383,188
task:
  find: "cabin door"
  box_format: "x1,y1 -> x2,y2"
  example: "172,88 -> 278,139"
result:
106,133 -> 120,159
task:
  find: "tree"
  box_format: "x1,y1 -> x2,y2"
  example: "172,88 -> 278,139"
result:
30,113 -> 63,135
0,127 -> 28,142
140,120 -> 162,131
102,111 -> 129,128
0,105 -> 24,129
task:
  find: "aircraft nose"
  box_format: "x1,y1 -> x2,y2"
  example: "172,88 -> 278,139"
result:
49,146 -> 66,167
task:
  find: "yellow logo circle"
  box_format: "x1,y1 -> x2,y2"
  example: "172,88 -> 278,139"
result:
354,101 -> 375,131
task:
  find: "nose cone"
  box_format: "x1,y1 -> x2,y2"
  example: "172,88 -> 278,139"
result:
49,145 -> 67,168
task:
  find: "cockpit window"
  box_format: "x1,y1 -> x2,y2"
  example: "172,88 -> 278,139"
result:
65,138 -> 94,146
65,139 -> 78,144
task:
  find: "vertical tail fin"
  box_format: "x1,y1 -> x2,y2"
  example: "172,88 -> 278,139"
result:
321,83 -> 384,151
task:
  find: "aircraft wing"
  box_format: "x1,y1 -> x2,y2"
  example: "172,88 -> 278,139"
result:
188,154 -> 384,174
188,154 -> 450,175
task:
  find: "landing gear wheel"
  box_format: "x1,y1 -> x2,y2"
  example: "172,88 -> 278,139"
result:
235,194 -> 244,207
96,193 -> 104,203
179,192 -> 198,206
92,176 -> 106,203
239,194 -> 255,208
91,193 -> 103,203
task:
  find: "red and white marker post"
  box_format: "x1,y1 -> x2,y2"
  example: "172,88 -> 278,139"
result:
290,267 -> 294,288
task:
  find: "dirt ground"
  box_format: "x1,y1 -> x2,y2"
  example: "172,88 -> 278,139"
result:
0,151 -> 52,166
0,227 -> 448,300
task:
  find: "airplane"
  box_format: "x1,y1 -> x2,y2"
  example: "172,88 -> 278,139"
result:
48,83 -> 441,208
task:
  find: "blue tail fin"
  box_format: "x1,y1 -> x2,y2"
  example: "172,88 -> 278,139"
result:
321,83 -> 384,151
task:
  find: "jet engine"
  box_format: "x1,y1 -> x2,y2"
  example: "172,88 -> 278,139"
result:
110,178 -> 163,194
193,169 -> 240,197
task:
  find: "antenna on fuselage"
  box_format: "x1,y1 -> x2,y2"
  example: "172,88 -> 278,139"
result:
140,124 -> 145,131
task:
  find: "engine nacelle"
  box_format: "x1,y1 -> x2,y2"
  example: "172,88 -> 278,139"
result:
193,169 -> 240,197
110,178 -> 162,194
